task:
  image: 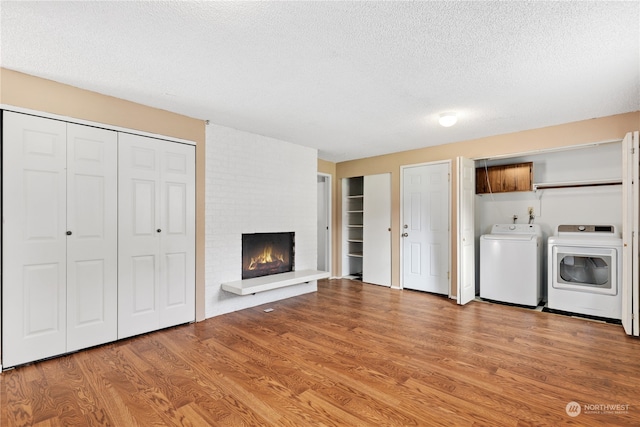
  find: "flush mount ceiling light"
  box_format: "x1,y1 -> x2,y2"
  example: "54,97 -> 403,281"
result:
438,112 -> 458,127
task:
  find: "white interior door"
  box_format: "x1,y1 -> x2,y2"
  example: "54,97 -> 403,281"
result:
622,131 -> 640,336
66,124 -> 118,351
363,173 -> 391,286
457,157 -> 476,305
2,112 -> 67,367
118,133 -> 162,338
158,140 -> 195,328
402,163 -> 450,294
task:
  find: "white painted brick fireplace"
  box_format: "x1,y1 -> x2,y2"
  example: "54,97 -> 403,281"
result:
205,124 -> 318,317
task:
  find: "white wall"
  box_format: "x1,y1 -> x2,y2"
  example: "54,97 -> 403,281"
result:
476,141 -> 622,237
205,124 -> 318,318
476,187 -> 622,238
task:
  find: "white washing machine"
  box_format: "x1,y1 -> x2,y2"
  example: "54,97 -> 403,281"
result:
548,225 -> 622,320
480,224 -> 542,306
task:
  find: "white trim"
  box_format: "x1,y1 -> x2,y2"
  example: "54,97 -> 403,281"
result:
455,156 -> 462,304
472,139 -> 622,162
456,156 -> 464,304
317,172 -> 333,276
622,131 -> 640,336
1,104 -> 197,146
446,161 -> 453,298
399,160 -> 452,295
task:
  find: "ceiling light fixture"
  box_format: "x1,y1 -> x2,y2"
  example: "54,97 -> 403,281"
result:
438,112 -> 458,127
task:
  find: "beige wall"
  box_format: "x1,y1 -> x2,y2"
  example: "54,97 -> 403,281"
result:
334,112 -> 640,294
0,68 -> 207,321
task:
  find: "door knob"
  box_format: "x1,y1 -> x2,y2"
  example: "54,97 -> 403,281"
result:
402,232 -> 408,237
157,229 -> 162,233
66,231 -> 72,236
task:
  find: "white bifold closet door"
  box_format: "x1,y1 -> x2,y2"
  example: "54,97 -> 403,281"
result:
118,133 -> 196,339
2,112 -> 117,367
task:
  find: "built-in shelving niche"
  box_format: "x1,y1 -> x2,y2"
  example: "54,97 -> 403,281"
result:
343,176 -> 364,277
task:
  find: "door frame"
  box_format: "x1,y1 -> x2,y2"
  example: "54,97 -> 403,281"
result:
399,160 -> 452,295
0,105 -> 197,146
622,131 -> 640,336
456,156 -> 476,305
317,173 -> 332,276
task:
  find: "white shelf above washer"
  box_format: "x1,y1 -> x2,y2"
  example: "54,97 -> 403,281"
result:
533,179 -> 622,190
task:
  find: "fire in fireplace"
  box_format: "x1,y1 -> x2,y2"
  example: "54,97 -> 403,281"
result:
242,232 -> 295,279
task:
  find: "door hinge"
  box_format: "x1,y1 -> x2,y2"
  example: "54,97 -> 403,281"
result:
447,271 -> 450,279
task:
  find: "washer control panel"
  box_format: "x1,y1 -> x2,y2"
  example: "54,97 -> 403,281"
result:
491,224 -> 541,234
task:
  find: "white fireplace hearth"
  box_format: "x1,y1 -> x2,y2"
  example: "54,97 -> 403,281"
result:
221,270 -> 330,296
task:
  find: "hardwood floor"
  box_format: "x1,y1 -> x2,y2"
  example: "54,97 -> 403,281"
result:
2,278 -> 639,426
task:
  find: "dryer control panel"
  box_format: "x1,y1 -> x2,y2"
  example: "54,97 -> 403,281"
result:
557,225 -> 616,234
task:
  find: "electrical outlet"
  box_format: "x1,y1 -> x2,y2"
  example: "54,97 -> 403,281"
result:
528,207 -> 534,216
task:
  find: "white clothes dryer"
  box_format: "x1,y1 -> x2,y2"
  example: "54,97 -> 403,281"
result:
547,225 -> 622,320
480,224 -> 542,307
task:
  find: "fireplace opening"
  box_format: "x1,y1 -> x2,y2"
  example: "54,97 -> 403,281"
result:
242,232 -> 295,280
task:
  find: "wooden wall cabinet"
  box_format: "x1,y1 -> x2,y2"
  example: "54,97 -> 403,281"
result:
476,162 -> 533,194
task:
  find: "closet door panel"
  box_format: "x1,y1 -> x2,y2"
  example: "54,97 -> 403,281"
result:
159,142 -> 195,328
66,124 -> 118,352
167,183 -> 187,234
131,255 -> 157,312
118,133 -> 161,339
165,253 -> 187,305
2,112 -> 67,367
363,173 -> 391,286
133,180 -> 157,235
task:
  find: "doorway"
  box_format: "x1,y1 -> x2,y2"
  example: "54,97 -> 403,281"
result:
401,162 -> 451,294
317,174 -> 331,273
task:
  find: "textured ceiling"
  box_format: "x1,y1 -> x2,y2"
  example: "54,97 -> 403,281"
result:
1,1 -> 639,162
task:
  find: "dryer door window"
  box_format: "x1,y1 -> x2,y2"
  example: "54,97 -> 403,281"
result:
552,246 -> 618,295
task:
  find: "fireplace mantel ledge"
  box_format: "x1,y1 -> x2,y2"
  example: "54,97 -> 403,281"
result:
221,269 -> 330,296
